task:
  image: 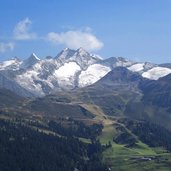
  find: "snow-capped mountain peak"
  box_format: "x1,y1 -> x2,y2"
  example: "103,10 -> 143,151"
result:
56,47 -> 89,61
55,47 -> 101,69
20,53 -> 40,69
55,48 -> 76,61
76,47 -> 89,56
30,53 -> 40,61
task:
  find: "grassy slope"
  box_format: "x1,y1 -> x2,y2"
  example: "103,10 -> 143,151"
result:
79,104 -> 171,171
98,118 -> 171,171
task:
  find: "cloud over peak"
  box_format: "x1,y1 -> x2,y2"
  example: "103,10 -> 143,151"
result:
1,17 -> 104,54
13,18 -> 37,40
47,29 -> 103,51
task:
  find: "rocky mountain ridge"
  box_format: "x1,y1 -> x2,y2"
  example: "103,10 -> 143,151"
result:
0,47 -> 171,96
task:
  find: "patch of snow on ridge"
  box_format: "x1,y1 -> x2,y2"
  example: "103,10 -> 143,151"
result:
54,62 -> 81,87
142,67 -> 171,80
128,63 -> 144,72
15,70 -> 44,95
0,58 -> 21,70
54,62 -> 81,77
78,64 -> 111,87
0,60 -> 15,68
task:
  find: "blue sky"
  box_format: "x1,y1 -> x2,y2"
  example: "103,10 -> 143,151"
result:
0,0 -> 171,63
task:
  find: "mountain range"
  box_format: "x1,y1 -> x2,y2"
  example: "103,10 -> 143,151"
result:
1,48 -> 171,170
0,47 -> 171,97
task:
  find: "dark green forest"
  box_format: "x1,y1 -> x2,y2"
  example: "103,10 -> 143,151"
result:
0,119 -> 108,171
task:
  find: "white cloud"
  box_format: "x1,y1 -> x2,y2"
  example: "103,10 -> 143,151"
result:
47,29 -> 103,51
0,42 -> 15,53
13,18 -> 37,40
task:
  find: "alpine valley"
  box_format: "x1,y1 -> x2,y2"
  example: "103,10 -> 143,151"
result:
1,48 -> 171,171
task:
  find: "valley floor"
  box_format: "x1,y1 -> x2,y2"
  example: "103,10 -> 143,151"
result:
97,116 -> 171,171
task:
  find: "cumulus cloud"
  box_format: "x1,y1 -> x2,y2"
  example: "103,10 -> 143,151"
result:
0,42 -> 15,53
13,18 -> 37,40
47,29 -> 103,51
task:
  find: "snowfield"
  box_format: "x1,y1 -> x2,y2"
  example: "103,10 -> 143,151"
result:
142,67 -> 171,80
78,64 -> 111,87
